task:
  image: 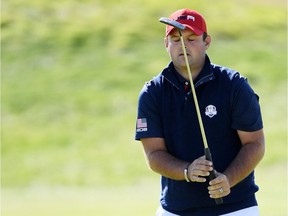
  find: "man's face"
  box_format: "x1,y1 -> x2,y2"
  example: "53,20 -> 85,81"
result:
165,28 -> 211,72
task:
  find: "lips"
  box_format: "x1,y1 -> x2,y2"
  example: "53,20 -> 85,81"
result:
179,53 -> 190,56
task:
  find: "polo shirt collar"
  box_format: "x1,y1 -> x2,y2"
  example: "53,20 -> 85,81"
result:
163,55 -> 215,89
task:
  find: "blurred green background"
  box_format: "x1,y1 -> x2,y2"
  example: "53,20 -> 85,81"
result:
1,0 -> 287,215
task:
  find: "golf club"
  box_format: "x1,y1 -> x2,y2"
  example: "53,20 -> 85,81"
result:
159,17 -> 223,205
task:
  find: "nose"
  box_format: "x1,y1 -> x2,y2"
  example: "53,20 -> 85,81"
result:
183,43 -> 188,50
183,40 -> 188,49
179,39 -> 187,48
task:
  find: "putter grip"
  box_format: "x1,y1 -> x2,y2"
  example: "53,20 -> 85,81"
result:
204,148 -> 223,205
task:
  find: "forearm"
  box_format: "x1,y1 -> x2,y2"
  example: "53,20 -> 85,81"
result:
224,141 -> 265,187
146,149 -> 188,180
141,137 -> 213,182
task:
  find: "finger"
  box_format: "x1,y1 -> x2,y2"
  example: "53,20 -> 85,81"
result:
208,187 -> 222,195
208,187 -> 230,198
198,164 -> 213,172
208,184 -> 221,191
209,173 -> 225,185
192,158 -> 213,167
209,190 -> 225,198
209,176 -> 223,185
191,175 -> 207,183
193,169 -> 210,177
190,164 -> 212,177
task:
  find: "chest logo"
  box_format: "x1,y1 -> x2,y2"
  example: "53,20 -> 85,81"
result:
205,105 -> 217,118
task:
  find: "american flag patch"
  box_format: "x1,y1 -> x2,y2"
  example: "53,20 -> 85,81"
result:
137,118 -> 148,132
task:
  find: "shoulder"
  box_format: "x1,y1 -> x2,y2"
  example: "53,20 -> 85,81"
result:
140,74 -> 162,96
140,66 -> 170,94
211,64 -> 246,81
211,63 -> 250,92
138,68 -> 169,104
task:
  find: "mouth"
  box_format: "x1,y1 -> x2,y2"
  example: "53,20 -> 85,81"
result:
179,53 -> 190,57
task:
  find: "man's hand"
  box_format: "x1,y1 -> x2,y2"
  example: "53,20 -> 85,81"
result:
208,172 -> 231,198
187,156 -> 213,182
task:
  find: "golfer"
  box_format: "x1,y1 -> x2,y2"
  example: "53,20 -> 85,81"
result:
135,8 -> 265,216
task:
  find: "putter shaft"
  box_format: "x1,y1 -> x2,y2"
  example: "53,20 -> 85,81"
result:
178,33 -> 209,149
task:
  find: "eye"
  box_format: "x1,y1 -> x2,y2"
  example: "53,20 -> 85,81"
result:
171,36 -> 180,42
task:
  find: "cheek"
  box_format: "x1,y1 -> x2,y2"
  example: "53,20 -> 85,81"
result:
166,44 -> 173,54
168,44 -> 178,52
169,47 -> 178,58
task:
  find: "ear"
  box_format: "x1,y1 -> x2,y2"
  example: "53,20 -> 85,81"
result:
204,35 -> 211,50
164,37 -> 168,49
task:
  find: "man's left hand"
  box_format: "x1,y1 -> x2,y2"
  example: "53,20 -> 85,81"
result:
207,172 -> 231,198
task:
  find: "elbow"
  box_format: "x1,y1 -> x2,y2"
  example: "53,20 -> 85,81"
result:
258,132 -> 265,161
145,149 -> 167,173
259,139 -> 265,161
253,137 -> 265,165
145,155 -> 155,171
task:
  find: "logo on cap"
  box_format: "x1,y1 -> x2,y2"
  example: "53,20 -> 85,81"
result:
166,9 -> 207,37
177,15 -> 195,22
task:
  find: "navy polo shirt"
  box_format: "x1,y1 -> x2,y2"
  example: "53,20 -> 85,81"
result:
135,56 -> 263,215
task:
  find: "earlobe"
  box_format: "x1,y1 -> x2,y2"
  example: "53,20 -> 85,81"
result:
164,37 -> 168,48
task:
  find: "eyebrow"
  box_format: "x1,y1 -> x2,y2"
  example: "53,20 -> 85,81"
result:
170,32 -> 197,38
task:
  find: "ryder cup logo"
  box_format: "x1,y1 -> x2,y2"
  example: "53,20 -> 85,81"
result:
205,105 -> 217,118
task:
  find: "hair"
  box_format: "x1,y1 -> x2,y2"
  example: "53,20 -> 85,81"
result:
203,32 -> 208,41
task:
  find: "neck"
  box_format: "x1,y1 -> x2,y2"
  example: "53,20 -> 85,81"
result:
174,56 -> 206,81
175,65 -> 201,81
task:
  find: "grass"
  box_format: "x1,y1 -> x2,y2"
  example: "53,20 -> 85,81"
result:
2,185 -> 159,216
2,164 -> 287,216
256,163 -> 287,215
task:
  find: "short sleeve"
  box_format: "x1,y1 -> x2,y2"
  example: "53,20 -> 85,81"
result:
231,77 -> 263,131
135,82 -> 164,140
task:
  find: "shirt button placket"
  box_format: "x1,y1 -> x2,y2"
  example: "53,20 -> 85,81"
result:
184,82 -> 189,103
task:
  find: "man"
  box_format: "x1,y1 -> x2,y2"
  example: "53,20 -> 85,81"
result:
135,8 -> 265,216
